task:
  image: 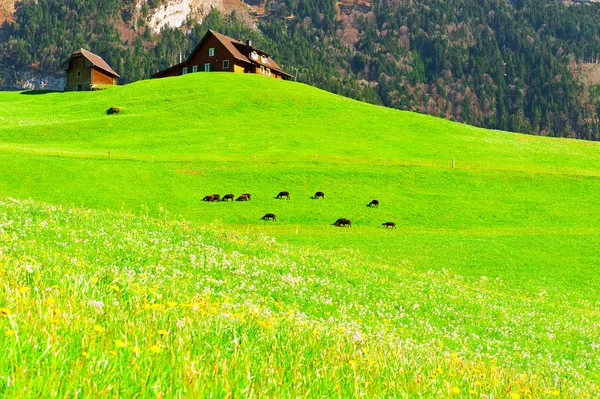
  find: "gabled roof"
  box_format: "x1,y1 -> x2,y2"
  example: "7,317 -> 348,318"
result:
177,30 -> 292,78
61,48 -> 120,78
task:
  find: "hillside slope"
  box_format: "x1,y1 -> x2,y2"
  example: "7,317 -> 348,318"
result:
1,73 -> 600,291
1,0 -> 600,138
2,73 -> 600,395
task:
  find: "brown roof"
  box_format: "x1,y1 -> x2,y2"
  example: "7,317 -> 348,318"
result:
207,30 -> 291,77
62,48 -> 120,78
158,30 -> 292,78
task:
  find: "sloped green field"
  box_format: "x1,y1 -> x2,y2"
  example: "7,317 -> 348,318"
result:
1,73 -> 600,397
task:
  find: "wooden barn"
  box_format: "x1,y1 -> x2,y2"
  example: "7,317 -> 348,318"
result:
153,30 -> 293,80
61,49 -> 120,91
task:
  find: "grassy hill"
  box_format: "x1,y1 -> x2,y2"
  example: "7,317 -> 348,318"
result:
1,73 -> 600,397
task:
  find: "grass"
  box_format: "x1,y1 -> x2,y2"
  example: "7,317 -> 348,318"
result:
1,198 -> 597,398
1,72 -> 600,396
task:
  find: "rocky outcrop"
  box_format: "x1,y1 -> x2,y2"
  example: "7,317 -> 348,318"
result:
0,68 -> 65,91
0,0 -> 15,24
146,0 -> 251,33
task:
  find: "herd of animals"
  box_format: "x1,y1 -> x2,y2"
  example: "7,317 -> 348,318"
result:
202,191 -> 396,228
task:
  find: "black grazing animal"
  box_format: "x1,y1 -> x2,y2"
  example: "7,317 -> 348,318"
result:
236,194 -> 250,201
222,194 -> 235,201
277,191 -> 290,200
314,191 -> 325,199
203,194 -> 217,202
211,194 -> 221,202
241,193 -> 252,200
333,218 -> 352,227
382,222 -> 396,228
367,199 -> 379,208
261,213 -> 277,221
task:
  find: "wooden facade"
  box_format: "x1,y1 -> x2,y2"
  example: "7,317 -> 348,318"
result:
153,30 -> 293,80
61,49 -> 120,91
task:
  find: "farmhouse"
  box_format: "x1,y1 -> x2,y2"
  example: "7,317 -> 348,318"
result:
61,49 -> 120,91
153,30 -> 293,80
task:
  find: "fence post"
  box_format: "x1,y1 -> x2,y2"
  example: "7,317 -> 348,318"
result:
108,150 -> 111,159
452,158 -> 455,169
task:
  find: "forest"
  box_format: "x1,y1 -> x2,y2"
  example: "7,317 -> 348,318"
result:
1,0 -> 599,139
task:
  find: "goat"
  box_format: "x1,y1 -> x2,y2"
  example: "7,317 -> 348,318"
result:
333,218 -> 352,227
277,191 -> 290,200
314,191 -> 325,199
367,200 -> 379,208
261,213 -> 277,221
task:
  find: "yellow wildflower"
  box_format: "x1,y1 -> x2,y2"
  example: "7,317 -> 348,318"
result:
150,344 -> 162,354
93,325 -> 105,333
474,381 -> 482,387
108,350 -> 117,357
167,301 -> 177,308
0,308 -> 10,316
469,390 -> 477,396
5,329 -> 14,337
450,386 -> 461,395
158,329 -> 169,337
82,351 -> 88,357
115,339 -> 126,348
18,287 -> 30,294
348,360 -> 357,367
511,393 -> 521,399
132,346 -> 141,355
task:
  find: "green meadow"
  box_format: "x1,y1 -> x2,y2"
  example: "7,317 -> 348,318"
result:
1,73 -> 600,397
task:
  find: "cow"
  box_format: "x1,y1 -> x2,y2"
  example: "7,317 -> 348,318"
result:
367,199 -> 379,208
211,194 -> 221,202
222,194 -> 235,201
203,194 -> 218,202
261,213 -> 277,221
382,222 -> 396,228
277,191 -> 290,200
241,193 -> 252,200
236,194 -> 250,201
333,218 -> 352,227
314,191 -> 325,199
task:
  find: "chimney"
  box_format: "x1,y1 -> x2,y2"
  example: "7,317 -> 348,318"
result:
246,40 -> 252,48
179,52 -> 182,64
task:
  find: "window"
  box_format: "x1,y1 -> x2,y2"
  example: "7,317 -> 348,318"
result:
261,55 -> 268,63
223,60 -> 230,69
77,71 -> 81,77
266,68 -> 271,77
208,48 -> 215,57
192,65 -> 198,73
250,51 -> 258,61
182,67 -> 188,75
260,66 -> 265,74
204,63 -> 211,72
